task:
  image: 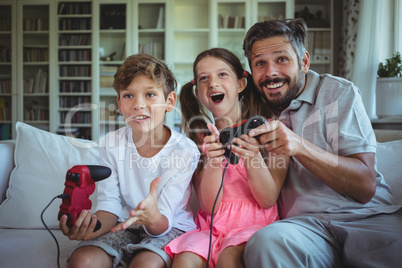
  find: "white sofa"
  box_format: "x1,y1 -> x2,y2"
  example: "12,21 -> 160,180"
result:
1,122 -> 402,268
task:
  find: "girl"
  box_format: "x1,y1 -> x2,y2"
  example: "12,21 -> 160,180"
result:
165,48 -> 289,268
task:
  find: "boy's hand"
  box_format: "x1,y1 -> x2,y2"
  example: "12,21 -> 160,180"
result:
59,209 -> 99,241
111,177 -> 162,232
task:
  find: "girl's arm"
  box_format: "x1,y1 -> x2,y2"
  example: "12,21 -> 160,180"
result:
193,124 -> 226,215
231,135 -> 289,209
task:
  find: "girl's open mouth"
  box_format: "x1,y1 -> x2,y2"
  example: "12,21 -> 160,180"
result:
210,93 -> 225,103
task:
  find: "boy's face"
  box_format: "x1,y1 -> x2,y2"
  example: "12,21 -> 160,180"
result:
117,74 -> 176,137
250,36 -> 309,110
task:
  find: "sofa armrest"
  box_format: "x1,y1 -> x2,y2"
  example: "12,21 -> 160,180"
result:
0,140 -> 15,204
374,129 -> 402,143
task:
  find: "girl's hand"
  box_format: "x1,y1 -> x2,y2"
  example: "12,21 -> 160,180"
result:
203,123 -> 225,164
230,134 -> 263,161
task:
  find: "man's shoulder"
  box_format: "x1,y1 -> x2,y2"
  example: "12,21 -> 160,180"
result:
318,72 -> 354,88
307,70 -> 354,89
308,71 -> 360,99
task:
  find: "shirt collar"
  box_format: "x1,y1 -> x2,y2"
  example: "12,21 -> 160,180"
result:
294,70 -> 320,105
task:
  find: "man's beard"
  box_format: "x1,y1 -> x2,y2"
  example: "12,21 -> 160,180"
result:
259,70 -> 305,111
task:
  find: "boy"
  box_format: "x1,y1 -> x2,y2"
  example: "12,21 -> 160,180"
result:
59,54 -> 200,268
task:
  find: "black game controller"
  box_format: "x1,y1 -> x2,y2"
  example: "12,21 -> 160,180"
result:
219,115 -> 268,165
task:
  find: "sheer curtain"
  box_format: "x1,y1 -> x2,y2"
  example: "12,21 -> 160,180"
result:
350,0 -> 402,119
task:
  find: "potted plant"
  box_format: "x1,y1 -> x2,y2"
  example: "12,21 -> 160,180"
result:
376,52 -> 402,118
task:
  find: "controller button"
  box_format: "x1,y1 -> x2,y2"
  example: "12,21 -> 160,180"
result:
72,173 -> 80,183
66,214 -> 72,224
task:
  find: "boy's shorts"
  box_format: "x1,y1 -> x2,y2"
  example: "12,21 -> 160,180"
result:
72,226 -> 184,268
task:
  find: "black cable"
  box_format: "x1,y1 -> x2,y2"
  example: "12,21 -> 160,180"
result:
205,133 -> 236,268
41,194 -> 68,268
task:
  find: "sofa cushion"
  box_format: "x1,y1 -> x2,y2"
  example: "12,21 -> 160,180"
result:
377,140 -> 402,204
0,122 -> 99,229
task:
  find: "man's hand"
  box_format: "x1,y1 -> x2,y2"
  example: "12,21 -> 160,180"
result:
250,120 -> 376,203
111,177 -> 162,232
249,120 -> 302,157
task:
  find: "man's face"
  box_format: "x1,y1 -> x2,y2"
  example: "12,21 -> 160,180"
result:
250,36 -> 309,111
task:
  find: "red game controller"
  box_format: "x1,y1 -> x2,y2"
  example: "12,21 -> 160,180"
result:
58,165 -> 111,231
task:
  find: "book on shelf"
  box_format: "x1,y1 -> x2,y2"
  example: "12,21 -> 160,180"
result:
218,15 -> 245,29
0,124 -> 11,140
138,42 -> 163,60
33,68 -> 42,93
100,65 -> 118,75
56,127 -> 80,138
60,111 -> 91,124
306,31 -> 315,59
24,105 -> 49,121
39,71 -> 48,93
321,31 -> 331,62
0,18 -> 11,31
0,45 -> 11,62
121,42 -> 126,60
23,69 -> 48,94
156,7 -> 164,29
58,3 -> 65,15
0,97 -> 11,121
99,76 -> 115,88
0,77 -> 11,94
312,31 -> 331,62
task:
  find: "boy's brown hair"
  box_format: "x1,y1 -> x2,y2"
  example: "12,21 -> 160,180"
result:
113,54 -> 177,98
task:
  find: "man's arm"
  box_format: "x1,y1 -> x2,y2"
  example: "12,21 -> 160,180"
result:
250,121 -> 376,204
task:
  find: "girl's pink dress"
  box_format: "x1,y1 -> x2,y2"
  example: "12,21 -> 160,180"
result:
164,159 -> 279,268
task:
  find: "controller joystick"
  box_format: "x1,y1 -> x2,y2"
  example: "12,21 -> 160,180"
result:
219,115 -> 268,165
58,165 -> 111,231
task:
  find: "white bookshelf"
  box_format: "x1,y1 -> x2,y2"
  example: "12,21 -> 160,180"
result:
3,0 -> 338,140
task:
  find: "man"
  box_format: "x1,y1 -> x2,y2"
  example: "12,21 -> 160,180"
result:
241,18 -> 402,267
